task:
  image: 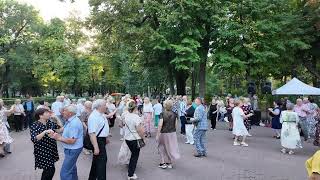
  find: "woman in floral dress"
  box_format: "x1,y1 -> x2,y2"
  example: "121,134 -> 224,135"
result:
280,103 -> 302,155
0,103 -> 14,157
241,98 -> 253,134
313,108 -> 320,146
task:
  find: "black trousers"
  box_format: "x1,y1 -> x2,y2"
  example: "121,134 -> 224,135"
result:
180,116 -> 186,134
210,115 -> 217,129
24,111 -> 33,129
13,115 -> 23,131
89,137 -> 107,180
41,167 -> 55,180
126,140 -> 140,177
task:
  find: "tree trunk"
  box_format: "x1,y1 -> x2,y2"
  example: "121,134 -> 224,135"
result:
175,70 -> 188,95
191,63 -> 196,100
198,33 -> 210,98
167,65 -> 175,95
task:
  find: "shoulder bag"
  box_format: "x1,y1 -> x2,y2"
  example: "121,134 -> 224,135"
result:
83,123 -> 105,150
123,119 -> 145,149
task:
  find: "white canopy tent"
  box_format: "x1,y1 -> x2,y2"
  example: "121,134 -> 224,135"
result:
272,78 -> 320,95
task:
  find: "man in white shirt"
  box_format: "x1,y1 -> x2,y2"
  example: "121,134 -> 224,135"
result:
51,96 -> 64,124
88,99 -> 115,180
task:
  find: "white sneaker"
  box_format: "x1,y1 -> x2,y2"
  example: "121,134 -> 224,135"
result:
247,134 -> 252,137
288,150 -> 294,155
167,164 -> 173,169
241,142 -> 248,147
189,142 -> 194,145
120,138 -> 124,141
128,174 -> 138,180
185,141 -> 190,144
233,142 -> 240,146
158,163 -> 167,169
281,148 -> 286,154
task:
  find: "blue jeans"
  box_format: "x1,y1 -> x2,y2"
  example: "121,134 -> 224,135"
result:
60,148 -> 82,180
194,129 -> 207,155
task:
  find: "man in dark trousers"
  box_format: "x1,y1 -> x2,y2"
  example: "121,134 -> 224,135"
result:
23,95 -> 34,129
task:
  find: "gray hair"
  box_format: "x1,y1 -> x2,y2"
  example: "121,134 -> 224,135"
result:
64,105 -> 77,114
92,99 -> 106,110
286,103 -> 295,110
84,101 -> 92,108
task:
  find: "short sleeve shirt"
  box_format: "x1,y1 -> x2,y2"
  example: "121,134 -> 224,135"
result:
62,116 -> 83,149
30,120 -> 59,169
88,110 -> 109,137
124,113 -> 143,140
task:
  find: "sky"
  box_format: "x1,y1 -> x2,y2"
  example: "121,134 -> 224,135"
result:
17,0 -> 90,21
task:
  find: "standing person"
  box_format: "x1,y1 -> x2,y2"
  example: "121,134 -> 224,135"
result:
30,108 -> 63,180
305,97 -> 317,138
313,108 -> 320,146
80,101 -> 93,155
143,97 -> 154,138
185,100 -> 195,145
156,100 -> 180,169
76,99 -> 86,118
179,96 -> 187,135
51,105 -> 84,180
294,98 -> 309,141
226,98 -> 235,131
123,101 -> 145,179
0,100 -> 13,157
190,97 -> 208,157
241,98 -> 253,135
208,99 -> 218,130
12,99 -> 25,132
0,99 -> 13,154
88,99 -> 112,180
106,97 -> 117,133
136,95 -> 143,115
153,98 -> 163,129
51,96 -> 64,124
280,103 -> 302,155
23,95 -> 35,129
268,100 -> 282,139
232,99 -> 253,147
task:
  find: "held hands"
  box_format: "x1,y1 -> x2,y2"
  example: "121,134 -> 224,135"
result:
51,132 -> 62,141
268,108 -> 273,112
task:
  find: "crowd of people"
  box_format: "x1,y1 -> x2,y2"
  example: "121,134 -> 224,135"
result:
0,93 -> 320,179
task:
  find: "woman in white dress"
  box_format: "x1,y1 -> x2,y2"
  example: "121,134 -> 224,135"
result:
280,103 -> 302,155
232,99 -> 253,147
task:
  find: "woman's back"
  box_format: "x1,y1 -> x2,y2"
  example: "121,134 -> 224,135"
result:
124,113 -> 142,140
161,110 -> 177,133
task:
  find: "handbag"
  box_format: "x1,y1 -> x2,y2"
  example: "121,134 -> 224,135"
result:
83,123 -> 105,150
123,120 -> 145,149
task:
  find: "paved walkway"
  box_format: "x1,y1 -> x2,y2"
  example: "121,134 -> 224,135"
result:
0,122 -> 317,180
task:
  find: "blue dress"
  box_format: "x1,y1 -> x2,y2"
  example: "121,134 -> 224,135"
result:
271,107 -> 282,129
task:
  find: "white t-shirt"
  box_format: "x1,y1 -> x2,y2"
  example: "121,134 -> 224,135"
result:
52,101 -> 64,116
124,113 -> 143,141
13,104 -> 24,115
143,103 -> 153,113
153,103 -> 163,115
88,109 -> 109,137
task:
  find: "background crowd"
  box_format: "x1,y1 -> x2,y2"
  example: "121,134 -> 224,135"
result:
0,93 -> 320,179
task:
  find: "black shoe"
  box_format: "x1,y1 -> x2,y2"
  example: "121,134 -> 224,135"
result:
0,154 -> 5,158
5,151 -> 11,154
193,153 -> 203,158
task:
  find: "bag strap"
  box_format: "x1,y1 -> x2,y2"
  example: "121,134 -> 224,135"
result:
96,123 -> 105,137
123,118 -> 138,140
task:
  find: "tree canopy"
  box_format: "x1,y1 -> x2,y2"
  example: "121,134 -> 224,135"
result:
0,0 -> 319,98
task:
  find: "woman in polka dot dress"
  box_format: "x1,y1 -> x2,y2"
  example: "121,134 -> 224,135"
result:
30,108 -> 63,180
